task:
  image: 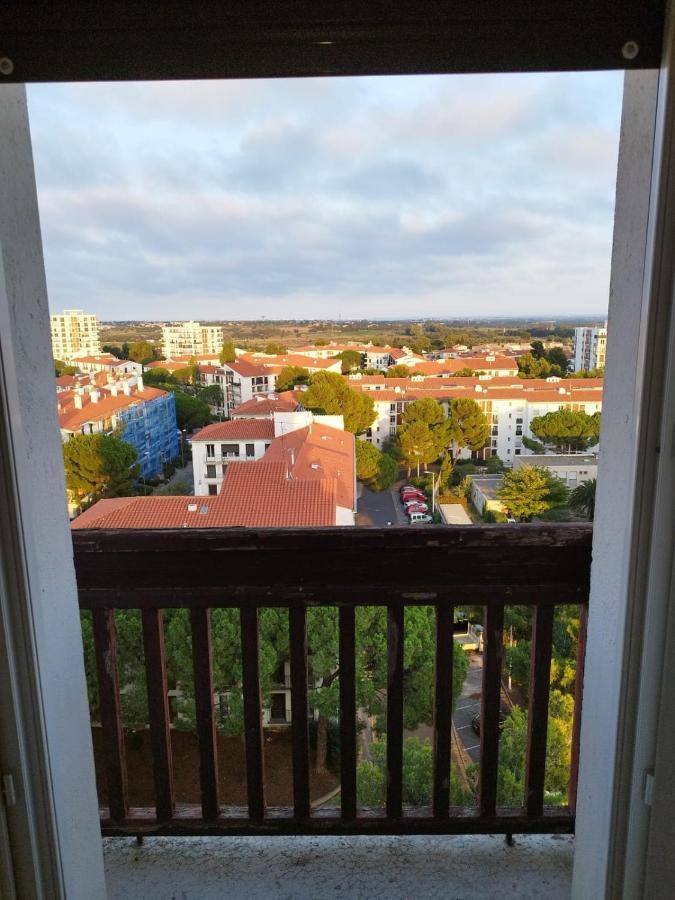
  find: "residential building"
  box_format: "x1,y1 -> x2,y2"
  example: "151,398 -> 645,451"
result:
68,353 -> 143,376
572,325 -> 607,372
468,475 -> 507,516
240,352 -> 343,375
161,320 -> 223,358
191,419 -> 276,495
512,454 -> 598,486
220,358 -> 276,405
57,374 -> 179,478
350,373 -> 602,461
50,308 -> 100,361
230,393 -> 299,418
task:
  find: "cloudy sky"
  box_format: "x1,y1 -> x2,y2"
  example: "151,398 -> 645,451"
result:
27,72 -> 623,321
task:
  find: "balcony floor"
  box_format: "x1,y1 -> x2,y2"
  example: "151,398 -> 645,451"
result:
103,833 -> 573,899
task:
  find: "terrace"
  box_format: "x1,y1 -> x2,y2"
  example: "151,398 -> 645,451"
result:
1,4 -> 674,900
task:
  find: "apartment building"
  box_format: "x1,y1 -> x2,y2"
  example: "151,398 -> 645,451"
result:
69,353 -> 143,376
230,394 -> 299,418
352,374 -> 602,462
240,352 -> 343,375
57,374 -> 179,478
572,325 -> 607,372
50,308 -> 100,361
192,419 -> 275,495
161,320 -> 223,358
220,359 -> 276,405
512,454 -> 598,486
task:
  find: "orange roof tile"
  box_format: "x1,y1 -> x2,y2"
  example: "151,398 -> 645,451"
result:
58,385 -> 169,432
231,395 -> 299,417
192,420 -> 275,441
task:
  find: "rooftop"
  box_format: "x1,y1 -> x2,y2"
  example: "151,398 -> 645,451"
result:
192,420 -> 276,441
58,382 -> 168,432
231,395 -> 299,417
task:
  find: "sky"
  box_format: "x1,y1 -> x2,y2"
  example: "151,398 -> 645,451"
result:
27,72 -> 623,321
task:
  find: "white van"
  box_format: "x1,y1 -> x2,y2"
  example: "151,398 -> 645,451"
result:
409,512 -> 433,524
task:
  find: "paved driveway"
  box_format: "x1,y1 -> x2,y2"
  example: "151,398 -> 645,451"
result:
453,652 -> 483,763
356,484 -> 408,526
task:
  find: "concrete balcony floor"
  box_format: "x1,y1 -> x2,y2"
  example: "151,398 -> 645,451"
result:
103,833 -> 573,899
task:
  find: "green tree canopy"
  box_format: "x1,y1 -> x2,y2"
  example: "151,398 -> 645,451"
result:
497,465 -> 569,521
170,390 -> 212,430
447,398 -> 490,460
142,368 -> 175,386
54,359 -> 80,376
264,341 -> 288,355
337,349 -> 363,373
454,367 -> 475,377
530,409 -> 601,453
276,365 -> 310,392
301,372 -> 375,434
569,478 -> 597,520
546,346 -> 569,373
196,384 -> 224,409
386,364 -> 412,378
127,341 -> 155,363
64,433 -> 138,505
355,440 -> 380,481
398,419 -> 441,476
219,340 -> 237,364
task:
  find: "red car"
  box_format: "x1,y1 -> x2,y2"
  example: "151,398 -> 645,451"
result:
401,489 -> 426,500
405,503 -> 429,515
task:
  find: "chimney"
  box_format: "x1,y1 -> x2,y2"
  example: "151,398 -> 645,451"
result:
122,380 -> 131,396
110,384 -> 118,397
137,375 -> 144,392
90,389 -> 99,403
73,391 -> 83,409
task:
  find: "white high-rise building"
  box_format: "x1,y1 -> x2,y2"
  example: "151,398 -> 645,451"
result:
161,320 -> 223,358
572,325 -> 607,372
50,309 -> 100,361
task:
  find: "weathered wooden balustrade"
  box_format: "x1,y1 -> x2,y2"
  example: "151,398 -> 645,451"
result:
72,523 -> 591,837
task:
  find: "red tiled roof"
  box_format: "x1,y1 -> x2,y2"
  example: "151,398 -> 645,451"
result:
223,359 -> 270,378
58,385 -> 168,432
191,419 -> 275,441
241,353 -> 341,371
231,395 -> 299,417
263,422 -> 355,510
72,463 -> 337,528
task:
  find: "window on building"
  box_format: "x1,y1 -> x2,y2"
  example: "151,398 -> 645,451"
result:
206,464 -> 217,478
221,444 -> 239,457
208,484 -> 218,495
246,443 -> 255,458
206,443 -> 215,457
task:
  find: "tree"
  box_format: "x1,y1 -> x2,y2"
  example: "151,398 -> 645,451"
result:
398,420 -> 440,476
546,346 -> 569,373
120,342 -> 130,360
355,440 -> 380,481
454,367 -> 475,376
276,365 -> 310,392
569,478 -> 597,520
127,341 -> 155,363
196,384 -> 224,409
386,364 -> 412,378
447,398 -> 490,460
370,451 -> 398,491
170,390 -> 212,430
102,344 -> 123,358
439,451 -> 453,491
521,435 -> 546,454
530,340 -> 546,359
338,350 -> 363,374
301,372 -> 375,434
54,359 -> 80,376
220,340 -> 236,364
402,398 -> 451,460
64,433 -> 138,506
264,342 -> 287,355
142,367 -> 175,386
530,409 -> 601,453
497,465 -> 568,521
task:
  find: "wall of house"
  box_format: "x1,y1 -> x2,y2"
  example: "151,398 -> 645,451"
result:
192,437 -> 270,495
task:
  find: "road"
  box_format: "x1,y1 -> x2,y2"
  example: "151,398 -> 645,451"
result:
356,482 -> 409,527
453,652 -> 483,763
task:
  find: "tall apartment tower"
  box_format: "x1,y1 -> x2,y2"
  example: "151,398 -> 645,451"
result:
50,309 -> 100,361
161,320 -> 224,358
572,325 -> 607,372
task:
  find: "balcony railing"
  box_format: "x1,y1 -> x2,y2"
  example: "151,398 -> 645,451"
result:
72,523 -> 590,838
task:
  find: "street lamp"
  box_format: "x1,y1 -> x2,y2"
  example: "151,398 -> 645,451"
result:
423,469 -> 437,515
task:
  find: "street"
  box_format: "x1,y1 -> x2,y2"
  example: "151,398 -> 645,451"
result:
453,652 -> 483,763
356,483 -> 409,526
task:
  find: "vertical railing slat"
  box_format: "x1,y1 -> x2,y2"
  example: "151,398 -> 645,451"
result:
480,603 -> 504,817
240,605 -> 265,821
190,608 -> 220,822
386,605 -> 404,818
569,602 -> 588,814
339,605 -> 357,820
91,609 -> 128,822
141,608 -> 174,822
433,602 -> 454,817
525,604 -> 555,816
289,605 -> 310,819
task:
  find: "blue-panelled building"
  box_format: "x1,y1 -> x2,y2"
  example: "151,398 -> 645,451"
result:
116,391 -> 179,478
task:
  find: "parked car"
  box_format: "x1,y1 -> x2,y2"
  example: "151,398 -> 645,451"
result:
471,711 -> 508,735
409,512 -> 433,524
401,491 -> 426,502
400,485 -> 418,493
403,500 -> 428,511
406,505 -> 429,516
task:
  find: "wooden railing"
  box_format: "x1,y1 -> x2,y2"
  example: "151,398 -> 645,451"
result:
72,523 -> 591,837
